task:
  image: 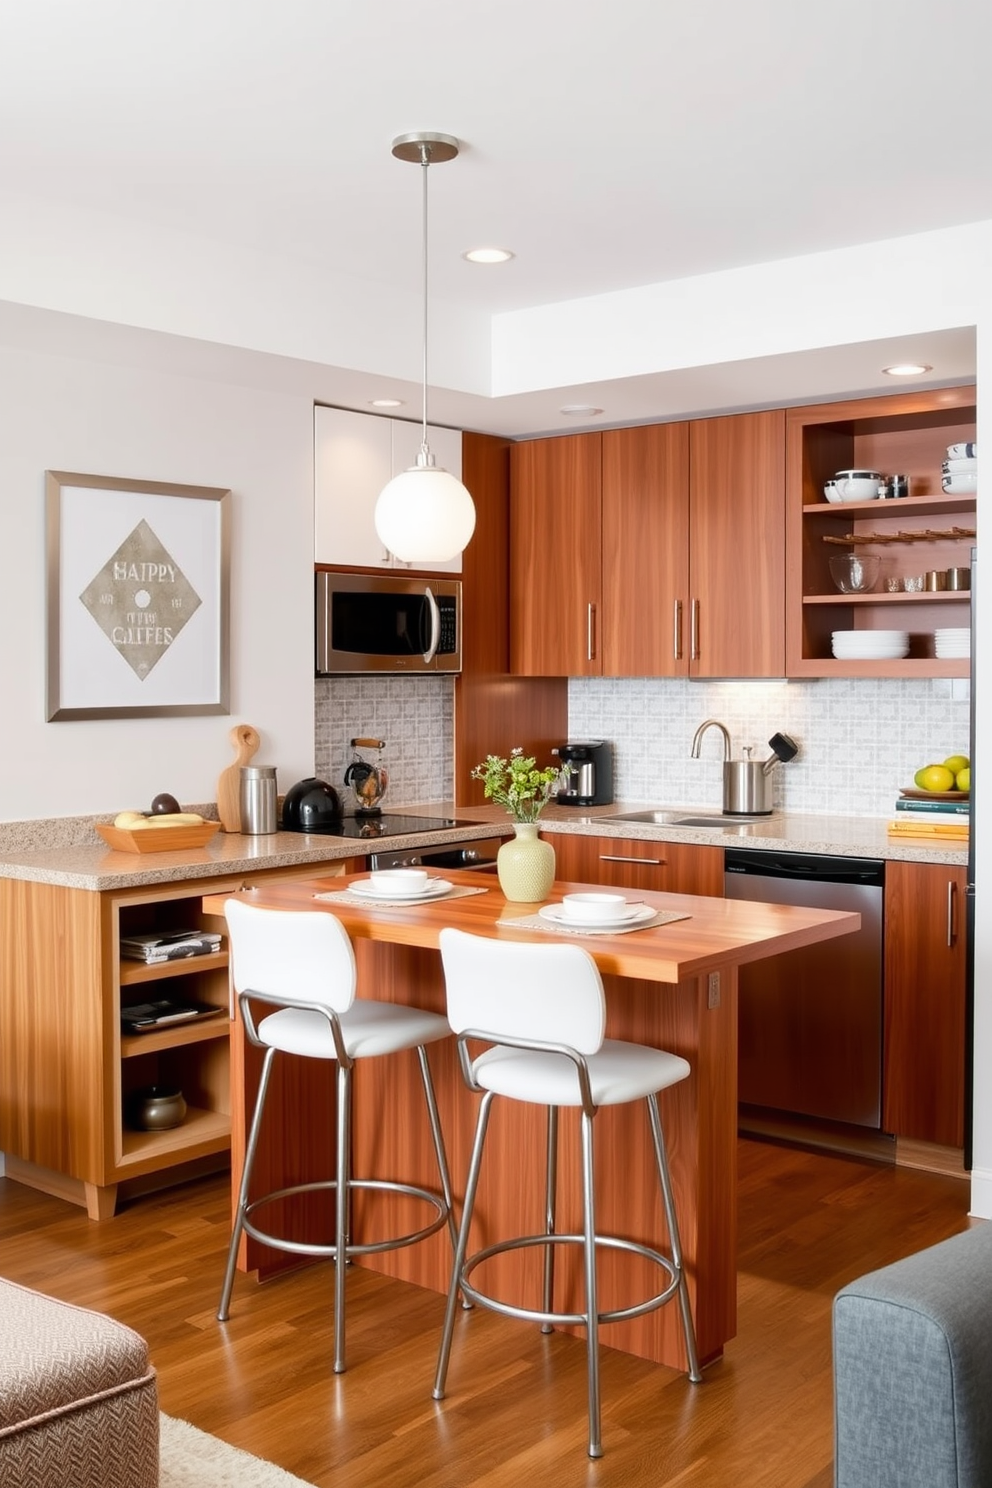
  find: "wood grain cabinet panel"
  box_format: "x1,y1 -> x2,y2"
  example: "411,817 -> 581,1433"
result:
601,423 -> 690,676
510,433 -> 603,676
510,414 -> 785,679
689,409 -> 786,678
549,832 -> 724,898
883,859 -> 967,1147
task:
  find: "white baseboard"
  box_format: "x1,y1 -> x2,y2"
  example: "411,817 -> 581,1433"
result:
968,1166 -> 992,1220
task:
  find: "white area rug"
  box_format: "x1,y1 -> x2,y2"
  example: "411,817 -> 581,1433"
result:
160,1415 -> 317,1488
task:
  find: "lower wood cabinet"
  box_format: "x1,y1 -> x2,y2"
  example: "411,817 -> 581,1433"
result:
883,859 -> 968,1148
0,862 -> 351,1219
548,832 -> 724,897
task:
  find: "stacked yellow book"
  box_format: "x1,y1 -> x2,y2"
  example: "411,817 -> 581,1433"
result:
887,818 -> 969,840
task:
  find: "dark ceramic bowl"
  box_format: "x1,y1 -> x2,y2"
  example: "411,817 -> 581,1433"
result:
126,1086 -> 187,1132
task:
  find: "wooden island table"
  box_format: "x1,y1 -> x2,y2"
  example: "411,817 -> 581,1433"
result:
203,869 -> 860,1372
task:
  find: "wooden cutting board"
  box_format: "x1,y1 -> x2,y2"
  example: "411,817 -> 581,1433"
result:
217,723 -> 260,832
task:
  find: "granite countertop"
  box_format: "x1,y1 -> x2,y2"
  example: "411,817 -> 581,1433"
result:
0,799 -> 967,890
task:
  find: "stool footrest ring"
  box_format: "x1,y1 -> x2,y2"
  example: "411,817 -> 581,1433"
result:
460,1231 -> 682,1329
242,1177 -> 449,1260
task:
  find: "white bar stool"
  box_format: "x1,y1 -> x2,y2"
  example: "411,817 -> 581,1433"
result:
432,927 -> 702,1458
217,898 -> 456,1374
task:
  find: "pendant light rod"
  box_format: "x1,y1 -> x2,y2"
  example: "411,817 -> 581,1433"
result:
375,132 -> 475,565
391,132 -> 459,465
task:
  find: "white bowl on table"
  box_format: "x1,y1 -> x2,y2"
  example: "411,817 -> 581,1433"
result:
368,868 -> 430,895
560,892 -> 629,924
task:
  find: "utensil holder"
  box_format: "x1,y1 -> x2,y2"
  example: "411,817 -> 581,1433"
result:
240,765 -> 278,834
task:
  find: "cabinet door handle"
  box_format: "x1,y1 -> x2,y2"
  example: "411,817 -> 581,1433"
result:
674,599 -> 683,661
690,598 -> 700,662
947,879 -> 958,947
599,854 -> 664,866
587,602 -> 597,661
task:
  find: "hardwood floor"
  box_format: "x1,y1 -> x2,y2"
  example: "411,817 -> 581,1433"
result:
0,1138 -> 974,1486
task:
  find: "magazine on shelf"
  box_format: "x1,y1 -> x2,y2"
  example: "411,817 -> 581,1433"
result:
120,998 -> 224,1032
120,929 -> 223,963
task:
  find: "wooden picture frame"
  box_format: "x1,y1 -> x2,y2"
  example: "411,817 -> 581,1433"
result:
46,470 -> 231,721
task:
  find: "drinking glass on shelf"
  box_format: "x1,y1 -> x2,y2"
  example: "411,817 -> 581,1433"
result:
903,575 -> 925,593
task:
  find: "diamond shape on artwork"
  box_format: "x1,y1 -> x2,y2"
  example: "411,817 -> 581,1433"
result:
79,519 -> 202,680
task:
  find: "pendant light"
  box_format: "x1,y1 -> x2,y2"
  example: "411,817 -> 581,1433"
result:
374,132 -> 476,564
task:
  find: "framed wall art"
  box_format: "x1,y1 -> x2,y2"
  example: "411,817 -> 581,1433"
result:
46,470 -> 231,721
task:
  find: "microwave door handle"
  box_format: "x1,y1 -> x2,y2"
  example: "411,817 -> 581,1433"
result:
422,586 -> 441,664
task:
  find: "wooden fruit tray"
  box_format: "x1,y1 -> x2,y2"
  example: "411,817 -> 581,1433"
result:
95,822 -> 221,854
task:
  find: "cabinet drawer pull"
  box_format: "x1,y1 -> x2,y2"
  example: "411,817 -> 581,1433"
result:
690,598 -> 700,662
599,854 -> 664,866
947,879 -> 958,947
674,599 -> 683,661
587,602 -> 597,661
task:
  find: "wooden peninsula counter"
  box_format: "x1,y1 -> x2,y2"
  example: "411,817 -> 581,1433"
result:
203,869 -> 860,1371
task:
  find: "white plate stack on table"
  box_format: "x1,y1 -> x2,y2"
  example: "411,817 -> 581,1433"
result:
539,892 -> 655,930
942,442 -> 977,496
831,629 -> 909,660
934,628 -> 970,660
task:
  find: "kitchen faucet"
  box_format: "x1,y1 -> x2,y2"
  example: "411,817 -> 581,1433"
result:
690,719 -> 732,760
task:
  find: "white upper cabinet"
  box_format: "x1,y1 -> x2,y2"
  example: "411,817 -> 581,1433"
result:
315,405 -> 464,572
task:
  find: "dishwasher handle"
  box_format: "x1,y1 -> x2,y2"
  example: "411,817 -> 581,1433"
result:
725,848 -> 885,887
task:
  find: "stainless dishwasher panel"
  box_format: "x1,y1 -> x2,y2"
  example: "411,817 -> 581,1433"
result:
725,850 -> 885,1129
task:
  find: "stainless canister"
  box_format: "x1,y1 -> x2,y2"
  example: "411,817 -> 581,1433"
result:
240,765 -> 278,834
722,760 -> 773,816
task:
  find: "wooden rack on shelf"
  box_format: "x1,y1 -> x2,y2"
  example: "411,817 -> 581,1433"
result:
822,528 -> 976,547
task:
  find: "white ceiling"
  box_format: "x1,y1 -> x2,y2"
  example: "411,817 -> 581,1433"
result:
0,0 -> 987,435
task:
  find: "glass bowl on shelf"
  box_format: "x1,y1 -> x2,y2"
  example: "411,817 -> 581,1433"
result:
828,553 -> 881,594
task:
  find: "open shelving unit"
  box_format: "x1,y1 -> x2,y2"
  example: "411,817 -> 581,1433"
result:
786,387 -> 976,677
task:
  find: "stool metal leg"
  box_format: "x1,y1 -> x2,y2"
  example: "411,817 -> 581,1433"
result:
217,1045 -> 277,1322
416,1045 -> 458,1254
541,1104 -> 559,1332
646,1092 -> 702,1384
580,1110 -> 603,1459
433,1090 -> 495,1401
334,1061 -> 352,1374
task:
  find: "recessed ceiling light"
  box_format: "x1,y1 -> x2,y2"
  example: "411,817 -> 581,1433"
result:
560,404 -> 604,416
882,363 -> 932,377
463,247 -> 514,264
370,398 -> 405,408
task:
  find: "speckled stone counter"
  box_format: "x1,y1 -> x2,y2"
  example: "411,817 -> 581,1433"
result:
0,800 -> 966,890
0,815 -> 503,891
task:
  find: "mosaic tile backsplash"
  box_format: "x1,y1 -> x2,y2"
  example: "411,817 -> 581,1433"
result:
315,676 -> 455,808
316,674 -> 970,820
568,676 -> 972,818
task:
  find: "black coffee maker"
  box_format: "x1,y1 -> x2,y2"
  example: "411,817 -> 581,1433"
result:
552,741 -> 614,807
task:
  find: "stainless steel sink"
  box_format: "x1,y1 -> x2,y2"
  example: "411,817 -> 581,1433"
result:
602,809 -> 776,829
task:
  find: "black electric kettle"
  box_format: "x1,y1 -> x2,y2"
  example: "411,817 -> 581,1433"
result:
281,776 -> 343,833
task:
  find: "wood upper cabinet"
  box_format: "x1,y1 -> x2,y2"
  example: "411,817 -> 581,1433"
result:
549,831 -> 724,898
510,433 -> 603,675
510,413 -> 784,678
602,424 -> 690,675
689,409 -> 786,678
883,859 -> 968,1148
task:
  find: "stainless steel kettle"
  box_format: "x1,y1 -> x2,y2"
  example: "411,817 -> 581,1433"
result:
343,738 -> 389,815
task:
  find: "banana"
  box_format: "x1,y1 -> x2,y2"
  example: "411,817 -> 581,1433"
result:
144,812 -> 206,826
114,811 -> 147,828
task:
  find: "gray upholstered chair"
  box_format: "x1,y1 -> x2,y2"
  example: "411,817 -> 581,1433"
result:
833,1221 -> 992,1488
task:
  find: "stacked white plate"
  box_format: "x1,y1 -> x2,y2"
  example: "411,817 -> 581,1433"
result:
832,629 -> 910,660
935,627 -> 971,659
942,444 -> 977,495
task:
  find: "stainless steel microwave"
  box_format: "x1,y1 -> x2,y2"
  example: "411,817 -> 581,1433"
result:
315,571 -> 462,674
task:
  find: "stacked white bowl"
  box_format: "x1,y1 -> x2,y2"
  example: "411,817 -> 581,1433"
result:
831,629 -> 910,660
934,628 -> 970,659
942,442 -> 977,495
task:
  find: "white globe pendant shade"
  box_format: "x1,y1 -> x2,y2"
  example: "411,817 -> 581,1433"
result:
374,462 -> 476,564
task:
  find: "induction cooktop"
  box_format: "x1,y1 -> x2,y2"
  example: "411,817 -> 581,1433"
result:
309,813 -> 472,841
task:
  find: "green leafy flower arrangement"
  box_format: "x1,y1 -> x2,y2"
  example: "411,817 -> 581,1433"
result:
471,748 -> 569,824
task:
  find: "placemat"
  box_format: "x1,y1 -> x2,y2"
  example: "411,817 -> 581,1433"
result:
497,908 -> 690,937
312,883 -> 489,908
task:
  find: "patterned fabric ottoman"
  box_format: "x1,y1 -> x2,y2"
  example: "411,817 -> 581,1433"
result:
0,1277 -> 158,1487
